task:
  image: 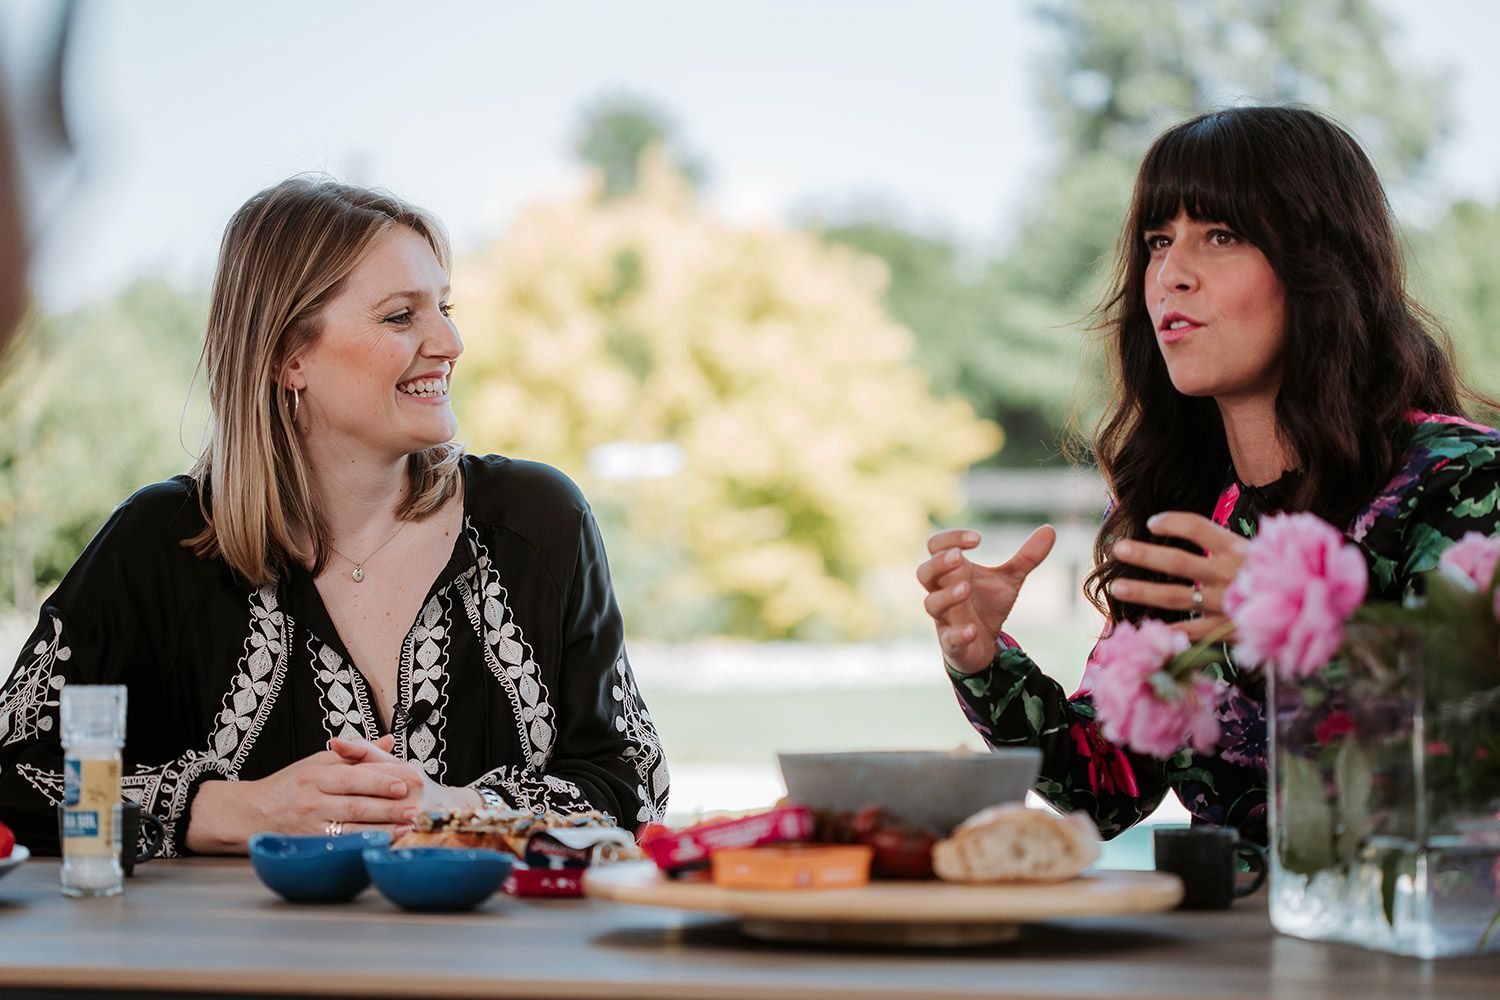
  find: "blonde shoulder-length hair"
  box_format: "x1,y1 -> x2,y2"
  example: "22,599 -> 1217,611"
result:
189,176 -> 463,586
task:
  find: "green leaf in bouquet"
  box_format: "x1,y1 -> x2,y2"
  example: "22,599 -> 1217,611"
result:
1333,737 -> 1373,863
1148,671 -> 1181,703
1278,752 -> 1336,875
1415,621 -> 1500,709
1480,906 -> 1500,952
1380,848 -> 1404,927
1349,603 -> 1424,628
1171,622 -> 1235,677
1421,564 -> 1486,625
1299,685 -> 1327,710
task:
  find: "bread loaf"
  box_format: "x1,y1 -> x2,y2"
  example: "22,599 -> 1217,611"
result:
932,803 -> 1099,883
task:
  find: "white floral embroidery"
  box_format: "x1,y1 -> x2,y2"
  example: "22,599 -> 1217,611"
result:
123,751 -> 231,858
611,653 -> 670,823
311,639 -> 378,743
0,615 -> 68,747
17,762 -> 64,804
456,521 -> 555,769
395,593 -> 451,778
210,587 -> 290,767
471,765 -> 592,816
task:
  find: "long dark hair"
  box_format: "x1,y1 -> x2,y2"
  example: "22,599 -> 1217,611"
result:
1086,106 -> 1476,621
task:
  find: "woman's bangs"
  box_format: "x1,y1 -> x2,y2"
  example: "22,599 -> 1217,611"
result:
1136,118 -> 1263,238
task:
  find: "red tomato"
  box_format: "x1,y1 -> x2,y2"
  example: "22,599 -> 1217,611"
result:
0,821 -> 14,859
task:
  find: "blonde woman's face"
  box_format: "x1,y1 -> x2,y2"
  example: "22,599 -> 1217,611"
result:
288,225 -> 462,463
1142,210 -> 1286,404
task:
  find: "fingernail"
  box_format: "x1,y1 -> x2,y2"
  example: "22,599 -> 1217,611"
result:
1109,580 -> 1128,596
954,581 -> 968,596
1147,515 -> 1163,530
945,549 -> 960,564
390,782 -> 405,796
962,531 -> 979,544
1115,541 -> 1133,557
402,807 -> 420,821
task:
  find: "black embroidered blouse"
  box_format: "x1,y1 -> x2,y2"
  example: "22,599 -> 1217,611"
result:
0,455 -> 669,856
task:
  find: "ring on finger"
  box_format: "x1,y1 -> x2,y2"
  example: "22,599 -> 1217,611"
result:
324,819 -> 344,837
1190,581 -> 1204,616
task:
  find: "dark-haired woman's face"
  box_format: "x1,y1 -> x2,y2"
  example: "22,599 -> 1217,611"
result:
1143,210 -> 1286,404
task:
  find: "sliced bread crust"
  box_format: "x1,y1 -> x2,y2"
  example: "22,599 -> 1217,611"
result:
932,803 -> 1100,883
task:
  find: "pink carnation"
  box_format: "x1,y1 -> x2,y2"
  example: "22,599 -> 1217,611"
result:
1090,619 -> 1224,758
1224,512 -> 1367,681
1437,533 -> 1500,628
1439,531 -> 1500,594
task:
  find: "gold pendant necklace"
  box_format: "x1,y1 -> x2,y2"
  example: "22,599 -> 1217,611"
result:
328,520 -> 408,584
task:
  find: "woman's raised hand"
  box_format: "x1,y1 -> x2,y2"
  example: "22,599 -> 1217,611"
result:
1105,511 -> 1248,642
918,525 -> 1057,675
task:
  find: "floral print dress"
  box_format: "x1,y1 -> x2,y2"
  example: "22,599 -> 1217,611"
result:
948,414 -> 1500,844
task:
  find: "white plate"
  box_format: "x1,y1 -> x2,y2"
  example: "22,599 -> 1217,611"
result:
0,844 -> 31,881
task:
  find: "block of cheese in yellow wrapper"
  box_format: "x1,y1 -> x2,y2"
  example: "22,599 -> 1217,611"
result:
710,844 -> 873,890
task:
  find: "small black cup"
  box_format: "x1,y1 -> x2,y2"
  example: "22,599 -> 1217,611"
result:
120,802 -> 167,875
1153,825 -> 1266,910
57,801 -> 167,876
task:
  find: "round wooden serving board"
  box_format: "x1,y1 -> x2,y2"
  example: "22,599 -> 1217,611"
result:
585,862 -> 1184,947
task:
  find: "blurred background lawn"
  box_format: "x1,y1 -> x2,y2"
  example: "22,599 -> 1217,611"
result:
3,0 -> 1498,831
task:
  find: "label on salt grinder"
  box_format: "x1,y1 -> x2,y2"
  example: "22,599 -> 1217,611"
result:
62,758 -> 122,858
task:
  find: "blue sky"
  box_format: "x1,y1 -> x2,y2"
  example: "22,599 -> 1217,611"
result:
2,0 -> 1496,311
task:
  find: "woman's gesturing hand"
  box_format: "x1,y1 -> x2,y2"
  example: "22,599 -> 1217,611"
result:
327,736 -> 482,816
1105,511 -> 1248,642
917,525 -> 1057,676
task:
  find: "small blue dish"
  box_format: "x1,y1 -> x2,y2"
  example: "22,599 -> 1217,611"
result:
248,830 -> 392,903
362,846 -> 513,912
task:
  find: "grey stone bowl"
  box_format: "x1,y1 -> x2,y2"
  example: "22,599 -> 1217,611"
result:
777,748 -> 1042,833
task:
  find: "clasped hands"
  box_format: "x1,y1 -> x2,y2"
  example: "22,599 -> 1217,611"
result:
188,734 -> 480,852
918,512 -> 1247,676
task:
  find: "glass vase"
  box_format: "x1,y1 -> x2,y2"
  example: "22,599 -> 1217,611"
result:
1266,622 -> 1500,957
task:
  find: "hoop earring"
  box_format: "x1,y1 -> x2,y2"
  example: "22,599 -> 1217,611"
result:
290,387 -> 301,424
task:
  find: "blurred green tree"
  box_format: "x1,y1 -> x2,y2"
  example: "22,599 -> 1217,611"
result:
454,150 -> 999,640
574,92 -> 706,199
820,0 -> 1453,464
1409,197 -> 1500,411
0,281 -> 205,607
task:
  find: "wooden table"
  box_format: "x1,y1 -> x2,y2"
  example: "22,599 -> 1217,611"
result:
0,858 -> 1495,1000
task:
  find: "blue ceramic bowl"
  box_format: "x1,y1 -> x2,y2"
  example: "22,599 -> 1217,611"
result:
362,846 -> 513,912
248,830 -> 392,903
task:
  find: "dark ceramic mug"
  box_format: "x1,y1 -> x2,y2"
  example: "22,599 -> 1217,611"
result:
1153,825 -> 1267,910
58,800 -> 167,876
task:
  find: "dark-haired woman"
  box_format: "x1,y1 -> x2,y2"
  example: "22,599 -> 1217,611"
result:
918,106 -> 1500,844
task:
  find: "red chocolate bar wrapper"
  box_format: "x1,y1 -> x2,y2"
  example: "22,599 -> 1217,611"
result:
505,865 -> 584,898
643,804 -> 816,872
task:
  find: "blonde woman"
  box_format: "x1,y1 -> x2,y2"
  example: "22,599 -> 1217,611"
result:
0,178 -> 669,855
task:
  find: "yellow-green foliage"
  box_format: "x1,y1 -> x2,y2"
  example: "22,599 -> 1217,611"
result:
454,151 -> 999,640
